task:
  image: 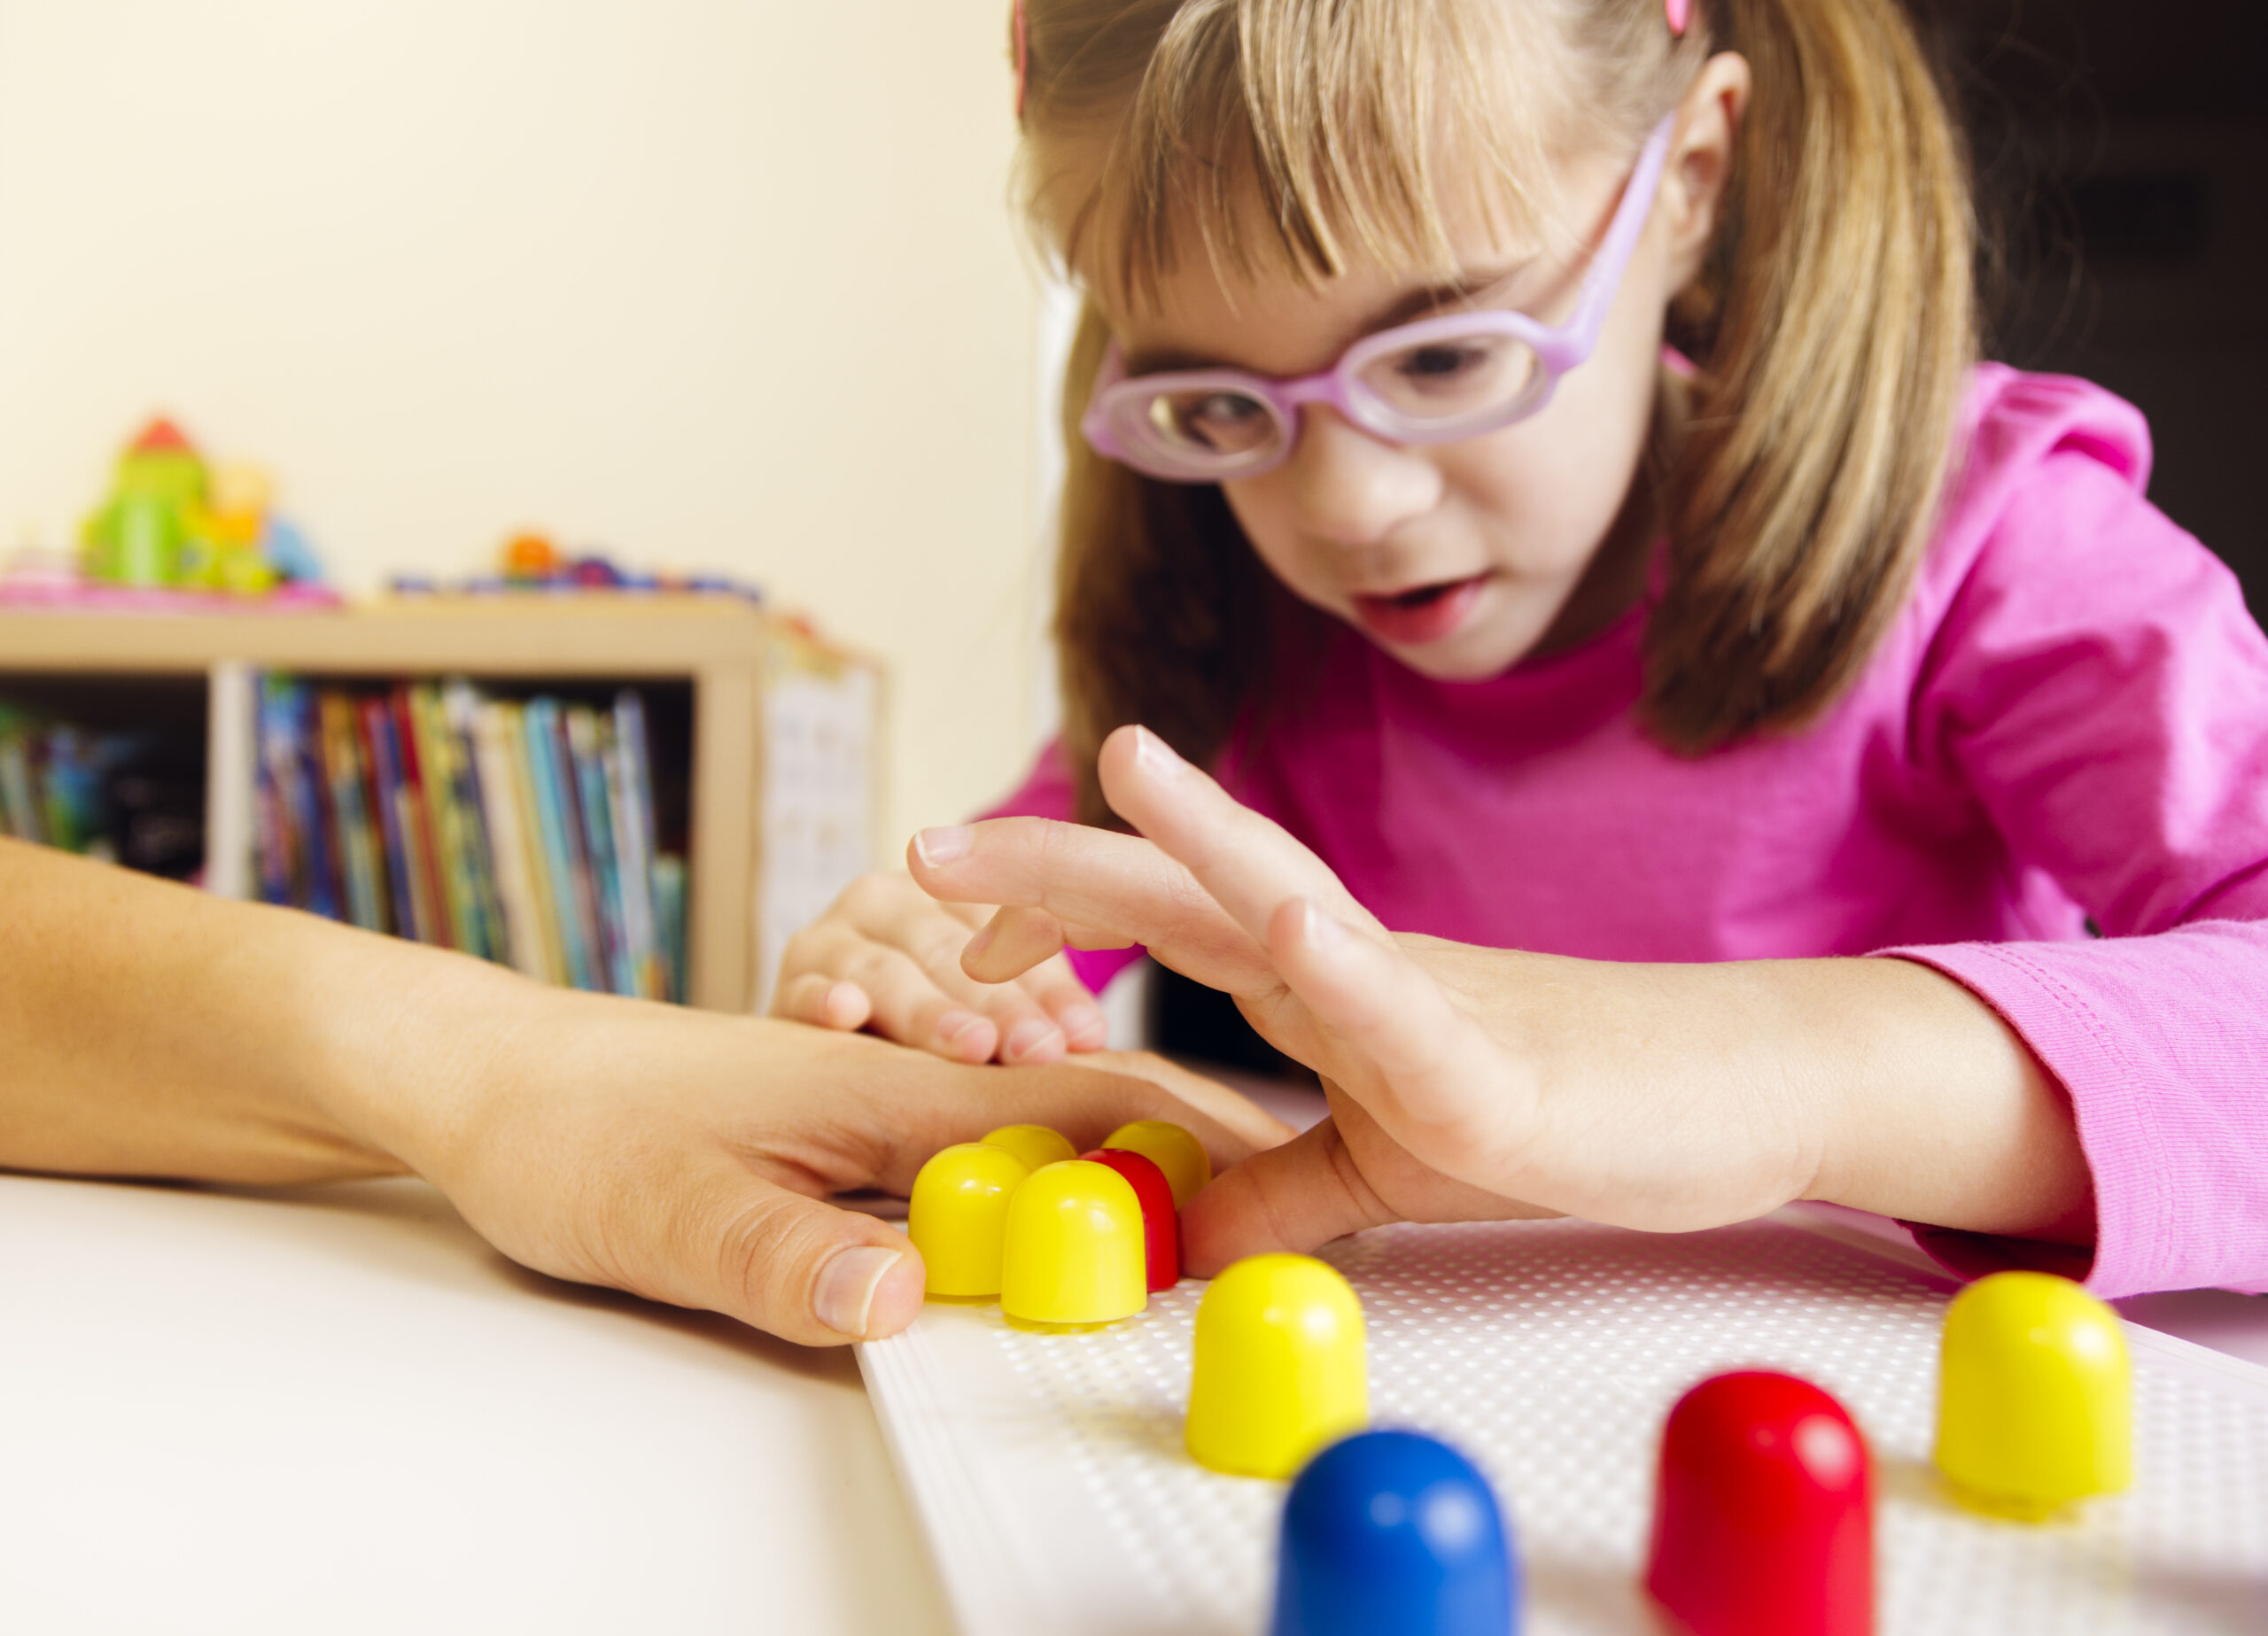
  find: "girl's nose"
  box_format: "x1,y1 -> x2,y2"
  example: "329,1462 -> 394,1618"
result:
1283,405 -> 1443,547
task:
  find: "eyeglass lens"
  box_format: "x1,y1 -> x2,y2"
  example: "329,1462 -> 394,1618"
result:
1124,328 -> 1546,470
1355,332 -> 1541,423
1142,390 -> 1281,459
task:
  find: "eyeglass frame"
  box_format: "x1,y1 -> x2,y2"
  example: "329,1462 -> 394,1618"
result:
1079,112 -> 1677,485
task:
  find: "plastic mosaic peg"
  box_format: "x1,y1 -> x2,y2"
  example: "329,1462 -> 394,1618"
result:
1102,1119 -> 1210,1206
1187,1253 -> 1368,1479
981,1123 -> 1077,1175
907,1142 -> 1031,1299
998,1159 -> 1148,1327
1270,1430 -> 1519,1636
1645,1369 -> 1874,1636
1078,1147 -> 1180,1291
1934,1270 -> 2132,1520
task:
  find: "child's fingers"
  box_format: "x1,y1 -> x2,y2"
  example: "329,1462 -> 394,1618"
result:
819,880 -> 1091,1064
1266,896 -> 1537,1164
1177,1118 -> 1401,1274
961,905 -> 1069,982
910,818 -> 1275,995
1095,726 -> 1386,944
960,912 -> 1111,1049
770,972 -> 874,1033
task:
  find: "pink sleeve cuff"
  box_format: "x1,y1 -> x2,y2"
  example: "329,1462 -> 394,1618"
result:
1880,927 -> 2268,1299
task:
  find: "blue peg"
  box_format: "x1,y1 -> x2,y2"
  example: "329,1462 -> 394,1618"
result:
1271,1430 -> 1518,1636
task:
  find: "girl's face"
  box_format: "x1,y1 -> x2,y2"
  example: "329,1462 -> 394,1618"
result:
1087,74 -> 1742,680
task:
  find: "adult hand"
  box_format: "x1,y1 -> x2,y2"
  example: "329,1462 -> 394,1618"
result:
350,996 -> 1290,1347
908,725 -> 2092,1272
0,838 -> 1288,1351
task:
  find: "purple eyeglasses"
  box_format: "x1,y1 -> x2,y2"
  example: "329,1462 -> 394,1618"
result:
1081,114 -> 1675,485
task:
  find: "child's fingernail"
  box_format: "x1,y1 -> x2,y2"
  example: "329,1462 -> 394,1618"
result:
937,1009 -> 986,1049
1004,1018 -> 1062,1061
1060,1001 -> 1106,1041
914,826 -> 973,866
1300,898 -> 1348,950
1131,725 -> 1186,777
963,920 -> 998,962
814,1244 -> 904,1338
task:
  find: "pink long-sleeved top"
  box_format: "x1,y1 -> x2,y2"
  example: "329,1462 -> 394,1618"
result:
990,367 -> 2268,1299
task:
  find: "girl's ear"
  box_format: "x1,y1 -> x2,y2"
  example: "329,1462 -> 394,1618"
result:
1659,53 -> 1752,294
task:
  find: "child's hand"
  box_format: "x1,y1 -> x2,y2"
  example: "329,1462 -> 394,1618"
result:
910,726 -> 2095,1273
770,870 -> 1109,1064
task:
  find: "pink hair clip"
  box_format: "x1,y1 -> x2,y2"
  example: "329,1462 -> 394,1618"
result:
1012,0 -> 1029,120
1666,0 -> 1690,35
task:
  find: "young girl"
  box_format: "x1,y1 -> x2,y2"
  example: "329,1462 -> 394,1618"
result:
778,0 -> 2268,1299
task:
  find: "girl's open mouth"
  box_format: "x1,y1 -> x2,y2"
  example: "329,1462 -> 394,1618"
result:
1351,573 -> 1492,647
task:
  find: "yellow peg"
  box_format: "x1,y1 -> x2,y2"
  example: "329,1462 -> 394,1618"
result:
1934,1270 -> 2132,1519
982,1123 -> 1078,1175
1186,1254 -> 1367,1479
1103,1120 -> 1211,1207
907,1143 -> 1032,1299
999,1159 -> 1148,1327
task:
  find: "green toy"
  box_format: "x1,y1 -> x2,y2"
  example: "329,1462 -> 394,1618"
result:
79,416 -> 305,594
81,417 -> 208,587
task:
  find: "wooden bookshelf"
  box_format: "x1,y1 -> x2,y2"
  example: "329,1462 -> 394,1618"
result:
0,595 -> 883,1013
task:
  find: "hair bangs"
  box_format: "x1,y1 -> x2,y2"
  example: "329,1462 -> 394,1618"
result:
1029,0 -> 1561,316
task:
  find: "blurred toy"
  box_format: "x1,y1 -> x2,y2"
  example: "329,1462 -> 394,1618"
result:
502,531 -> 564,582
82,418 -> 206,587
79,416 -> 327,597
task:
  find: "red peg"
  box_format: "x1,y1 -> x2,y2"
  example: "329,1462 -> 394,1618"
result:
1644,1371 -> 1873,1636
1080,1148 -> 1180,1291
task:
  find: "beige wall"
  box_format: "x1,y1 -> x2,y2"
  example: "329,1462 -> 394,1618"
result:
0,0 -> 1048,851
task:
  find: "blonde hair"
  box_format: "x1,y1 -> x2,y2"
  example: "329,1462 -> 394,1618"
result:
1021,0 -> 1977,826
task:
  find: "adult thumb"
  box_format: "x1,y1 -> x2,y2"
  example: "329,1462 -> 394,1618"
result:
1177,1117 -> 1395,1276
677,1161 -> 928,1346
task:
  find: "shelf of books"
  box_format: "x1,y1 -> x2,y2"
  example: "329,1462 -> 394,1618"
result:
0,596 -> 881,1014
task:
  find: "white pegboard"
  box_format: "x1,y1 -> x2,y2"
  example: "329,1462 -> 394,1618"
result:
857,1211 -> 2268,1635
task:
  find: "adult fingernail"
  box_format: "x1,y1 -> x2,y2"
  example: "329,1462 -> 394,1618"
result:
914,826 -> 973,866
1060,1001 -> 1107,1041
815,1244 -> 905,1339
1131,726 -> 1186,777
937,1009 -> 986,1049
1004,1018 -> 1062,1061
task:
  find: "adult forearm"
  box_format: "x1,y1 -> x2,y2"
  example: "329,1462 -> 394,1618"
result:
0,838 -> 514,1183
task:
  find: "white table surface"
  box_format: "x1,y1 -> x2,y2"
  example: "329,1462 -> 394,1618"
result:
0,1169 -> 956,1635
7,1083 -> 2265,1635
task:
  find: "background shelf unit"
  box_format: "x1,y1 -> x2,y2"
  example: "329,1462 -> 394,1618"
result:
0,595 -> 882,1013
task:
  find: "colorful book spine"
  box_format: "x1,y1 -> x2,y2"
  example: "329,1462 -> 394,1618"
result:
361,696 -> 431,944
290,682 -> 343,923
318,693 -> 388,934
522,698 -> 599,991
442,681 -> 509,965
253,678 -> 299,905
468,698 -> 544,980
565,705 -> 632,995
607,690 -> 663,1000
651,853 -> 687,1005
389,687 -> 454,950
499,700 -> 568,985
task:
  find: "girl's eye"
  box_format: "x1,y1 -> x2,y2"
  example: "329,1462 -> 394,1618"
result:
1363,334 -> 1537,419
1151,391 -> 1273,454
1395,344 -> 1492,388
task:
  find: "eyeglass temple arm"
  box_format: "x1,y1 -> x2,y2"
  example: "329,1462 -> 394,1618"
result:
1565,114 -> 1679,355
